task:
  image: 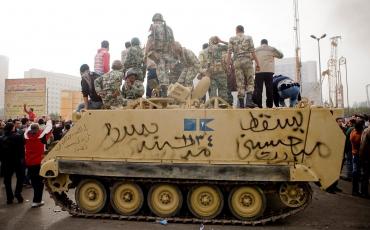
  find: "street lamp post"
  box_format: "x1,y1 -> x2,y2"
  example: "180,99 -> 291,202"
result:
310,34 -> 326,105
339,57 -> 349,113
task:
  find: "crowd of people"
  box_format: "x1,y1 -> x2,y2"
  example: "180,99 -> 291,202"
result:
336,114 -> 370,198
78,13 -> 300,111
0,107 -> 72,207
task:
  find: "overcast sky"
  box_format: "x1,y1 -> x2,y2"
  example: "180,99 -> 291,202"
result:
0,0 -> 369,105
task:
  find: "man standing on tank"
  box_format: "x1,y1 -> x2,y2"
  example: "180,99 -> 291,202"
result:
206,36 -> 229,102
227,25 -> 259,108
173,42 -> 200,87
254,39 -> 283,108
124,37 -> 145,83
199,43 -> 209,71
145,13 -> 175,97
121,41 -> 131,67
94,40 -> 110,76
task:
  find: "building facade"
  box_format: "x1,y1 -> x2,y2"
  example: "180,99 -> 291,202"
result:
24,69 -> 80,115
0,55 -> 9,117
275,58 -> 320,105
60,90 -> 82,120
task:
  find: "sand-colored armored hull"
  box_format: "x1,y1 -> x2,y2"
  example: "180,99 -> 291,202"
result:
41,106 -> 344,224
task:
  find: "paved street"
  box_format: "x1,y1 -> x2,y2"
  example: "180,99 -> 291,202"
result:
1,179 -> 370,230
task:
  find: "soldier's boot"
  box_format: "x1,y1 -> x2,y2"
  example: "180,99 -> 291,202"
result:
239,98 -> 245,108
245,93 -> 258,108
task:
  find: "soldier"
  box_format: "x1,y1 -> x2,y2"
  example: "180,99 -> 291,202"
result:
173,42 -> 200,87
146,58 -> 159,98
227,25 -> 260,108
95,60 -> 126,108
199,43 -> 209,70
121,41 -> 131,66
206,36 -> 229,102
145,13 -> 175,97
124,37 -> 145,82
122,68 -> 144,100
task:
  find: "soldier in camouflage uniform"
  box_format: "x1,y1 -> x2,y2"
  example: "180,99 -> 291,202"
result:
121,41 -> 131,67
199,43 -> 209,71
173,42 -> 200,87
124,37 -> 145,82
227,25 -> 260,108
122,68 -> 144,100
145,13 -> 175,97
94,60 -> 126,108
206,36 -> 229,102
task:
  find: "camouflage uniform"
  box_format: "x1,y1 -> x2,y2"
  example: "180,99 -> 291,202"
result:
199,49 -> 208,70
177,48 -> 200,87
228,34 -> 255,98
124,45 -> 145,82
145,14 -> 175,97
207,42 -> 229,102
94,70 -> 126,108
122,80 -> 144,99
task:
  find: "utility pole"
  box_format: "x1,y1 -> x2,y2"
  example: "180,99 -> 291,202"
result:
339,57 -> 349,113
293,0 -> 302,86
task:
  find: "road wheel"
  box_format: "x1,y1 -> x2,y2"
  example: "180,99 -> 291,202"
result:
228,186 -> 266,220
148,184 -> 182,217
110,182 -> 143,215
187,185 -> 223,219
75,179 -> 107,214
279,183 -> 310,208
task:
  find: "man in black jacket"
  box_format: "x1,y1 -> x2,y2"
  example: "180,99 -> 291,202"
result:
0,122 -> 25,204
76,64 -> 103,112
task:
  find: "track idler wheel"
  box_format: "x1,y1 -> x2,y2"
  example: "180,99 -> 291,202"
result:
187,185 -> 224,219
228,186 -> 266,220
279,183 -> 310,208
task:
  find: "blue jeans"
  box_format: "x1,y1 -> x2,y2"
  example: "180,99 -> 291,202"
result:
345,151 -> 353,178
76,100 -> 103,112
278,85 -> 300,107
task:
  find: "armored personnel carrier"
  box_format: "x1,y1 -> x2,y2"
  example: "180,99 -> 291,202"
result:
40,79 -> 344,225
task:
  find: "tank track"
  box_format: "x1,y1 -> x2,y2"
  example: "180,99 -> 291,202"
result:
45,178 -> 312,225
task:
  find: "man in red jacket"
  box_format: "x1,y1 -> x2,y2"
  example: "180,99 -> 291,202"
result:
94,40 -> 110,75
24,120 -> 52,207
23,104 -> 36,122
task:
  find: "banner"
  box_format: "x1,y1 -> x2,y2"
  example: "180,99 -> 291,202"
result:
5,78 -> 46,119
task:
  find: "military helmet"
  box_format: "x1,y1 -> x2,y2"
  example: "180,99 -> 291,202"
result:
111,60 -> 123,71
125,68 -> 138,79
209,36 -> 219,44
152,13 -> 164,22
130,37 -> 140,46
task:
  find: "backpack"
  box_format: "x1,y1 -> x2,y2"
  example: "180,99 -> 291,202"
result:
151,23 -> 174,51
